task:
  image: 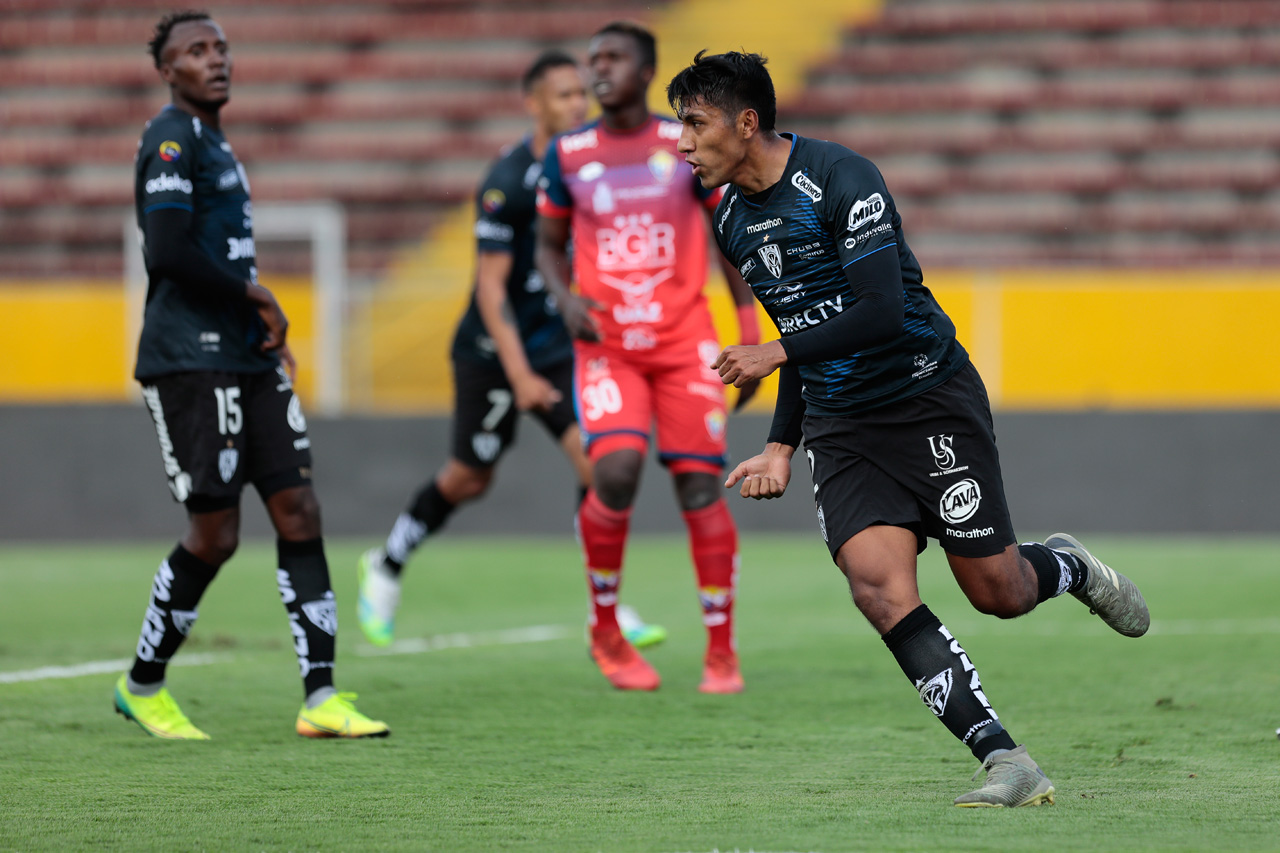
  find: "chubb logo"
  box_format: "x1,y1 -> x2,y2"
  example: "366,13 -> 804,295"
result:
847,193 -> 885,232
145,172 -> 193,195
940,478 -> 982,524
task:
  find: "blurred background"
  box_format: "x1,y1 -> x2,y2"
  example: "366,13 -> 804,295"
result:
2,0 -> 1279,539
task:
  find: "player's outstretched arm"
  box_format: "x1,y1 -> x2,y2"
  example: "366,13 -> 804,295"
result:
725,442 -> 794,500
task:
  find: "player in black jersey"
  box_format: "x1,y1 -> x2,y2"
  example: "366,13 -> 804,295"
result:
668,51 -> 1151,807
115,11 -> 387,740
356,51 -> 666,651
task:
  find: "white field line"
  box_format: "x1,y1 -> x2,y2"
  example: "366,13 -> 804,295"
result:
0,625 -> 573,685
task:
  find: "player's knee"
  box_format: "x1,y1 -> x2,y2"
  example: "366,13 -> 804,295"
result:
441,465 -> 494,504
592,452 -> 643,510
187,526 -> 238,567
964,583 -> 1034,619
673,472 -> 720,511
267,485 -> 323,540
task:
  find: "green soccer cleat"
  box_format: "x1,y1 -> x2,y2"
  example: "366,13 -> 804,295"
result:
113,674 -> 210,741
617,604 -> 667,649
1045,532 -> 1150,637
357,548 -> 399,647
954,745 -> 1055,808
296,692 -> 390,739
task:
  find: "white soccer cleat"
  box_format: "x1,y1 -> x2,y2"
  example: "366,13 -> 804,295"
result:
357,548 -> 400,647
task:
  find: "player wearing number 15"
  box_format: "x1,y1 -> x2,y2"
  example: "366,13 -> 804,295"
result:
116,11 -> 386,741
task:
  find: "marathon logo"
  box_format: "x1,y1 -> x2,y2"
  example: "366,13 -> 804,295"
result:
145,172 -> 193,195
946,526 -> 995,539
777,295 -> 843,334
746,217 -> 782,234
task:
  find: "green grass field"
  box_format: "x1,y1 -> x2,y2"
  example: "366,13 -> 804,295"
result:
2,534 -> 1278,851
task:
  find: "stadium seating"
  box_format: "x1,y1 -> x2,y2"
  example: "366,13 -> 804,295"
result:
0,1 -> 667,278
793,0 -> 1280,265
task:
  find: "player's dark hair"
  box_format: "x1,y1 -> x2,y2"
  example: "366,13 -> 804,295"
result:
148,10 -> 212,68
521,49 -> 578,94
593,20 -> 657,70
667,50 -> 777,133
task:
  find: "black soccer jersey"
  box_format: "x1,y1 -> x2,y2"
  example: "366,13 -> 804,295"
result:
451,137 -> 572,371
713,134 -> 967,416
133,105 -> 276,380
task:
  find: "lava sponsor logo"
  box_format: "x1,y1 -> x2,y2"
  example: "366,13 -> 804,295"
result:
916,667 -> 953,717
482,188 -> 506,213
145,172 -> 193,195
476,219 -> 514,242
226,236 -> 255,261
777,295 -> 844,334
717,193 -> 737,234
597,213 -> 674,270
159,140 -> 182,162
217,168 -> 240,190
142,385 -> 192,501
847,193 -> 885,232
940,478 -> 982,524
217,447 -> 239,483
758,243 -> 782,278
647,148 -> 678,184
561,128 -> 598,153
747,217 -> 782,234
791,171 -> 823,202
287,394 -> 307,433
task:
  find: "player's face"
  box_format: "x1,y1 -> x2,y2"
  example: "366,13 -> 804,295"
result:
160,20 -> 232,109
587,33 -> 652,110
677,99 -> 747,189
529,64 -> 588,136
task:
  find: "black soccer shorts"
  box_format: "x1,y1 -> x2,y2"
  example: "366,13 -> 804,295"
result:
450,356 -> 577,469
140,366 -> 313,512
802,362 -> 1016,561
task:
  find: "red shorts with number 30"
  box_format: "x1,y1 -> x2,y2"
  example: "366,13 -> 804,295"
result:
573,336 -> 728,475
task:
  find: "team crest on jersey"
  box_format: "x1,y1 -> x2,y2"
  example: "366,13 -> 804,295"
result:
757,243 -> 783,279
704,409 -> 726,441
159,140 -> 182,162
472,432 -> 501,463
482,188 -> 506,214
218,447 -> 239,483
917,667 -> 953,717
647,148 -> 678,184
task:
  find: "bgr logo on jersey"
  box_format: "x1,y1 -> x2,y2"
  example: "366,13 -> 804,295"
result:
226,237 -> 255,261
791,171 -> 823,202
847,193 -> 885,232
145,172 -> 193,195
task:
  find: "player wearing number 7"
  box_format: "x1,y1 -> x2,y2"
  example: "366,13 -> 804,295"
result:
116,11 -> 386,740
536,23 -> 762,693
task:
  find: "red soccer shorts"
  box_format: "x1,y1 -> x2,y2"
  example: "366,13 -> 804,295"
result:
573,336 -> 727,475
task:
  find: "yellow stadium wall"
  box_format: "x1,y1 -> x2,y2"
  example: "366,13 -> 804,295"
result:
4,270 -> 1279,412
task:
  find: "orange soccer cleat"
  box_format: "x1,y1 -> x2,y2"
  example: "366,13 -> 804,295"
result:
698,649 -> 744,694
589,628 -> 661,691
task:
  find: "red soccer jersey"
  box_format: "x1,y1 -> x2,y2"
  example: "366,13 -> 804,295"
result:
537,116 -> 721,354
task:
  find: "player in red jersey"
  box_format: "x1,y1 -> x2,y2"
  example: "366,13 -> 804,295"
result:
536,21 -> 760,693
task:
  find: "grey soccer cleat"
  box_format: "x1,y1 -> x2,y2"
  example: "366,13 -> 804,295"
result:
1045,532 -> 1150,638
954,745 -> 1055,808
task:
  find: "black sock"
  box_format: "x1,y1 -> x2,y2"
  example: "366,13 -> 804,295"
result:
276,537 -> 336,697
882,604 -> 1017,763
382,482 -> 456,575
1020,542 -> 1088,603
129,545 -> 220,686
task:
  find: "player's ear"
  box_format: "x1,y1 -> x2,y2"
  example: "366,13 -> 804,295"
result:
739,108 -> 759,139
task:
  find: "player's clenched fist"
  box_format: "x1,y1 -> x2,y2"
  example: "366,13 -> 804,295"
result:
713,339 -> 787,386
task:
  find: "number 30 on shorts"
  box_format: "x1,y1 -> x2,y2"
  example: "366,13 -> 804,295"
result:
581,378 -> 622,422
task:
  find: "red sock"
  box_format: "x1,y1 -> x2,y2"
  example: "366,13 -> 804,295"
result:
683,500 -> 738,654
578,490 -> 631,635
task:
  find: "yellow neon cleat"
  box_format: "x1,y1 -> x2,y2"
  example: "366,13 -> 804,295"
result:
114,674 -> 211,740
296,692 -> 390,739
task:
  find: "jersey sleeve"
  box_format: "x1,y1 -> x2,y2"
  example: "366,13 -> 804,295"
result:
137,116 -> 198,215
823,155 -> 898,269
535,139 -> 572,218
474,161 -> 520,253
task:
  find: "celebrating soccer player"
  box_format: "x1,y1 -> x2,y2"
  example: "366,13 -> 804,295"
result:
536,23 -> 762,693
356,51 -> 665,652
667,51 -> 1150,804
116,11 -> 387,740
